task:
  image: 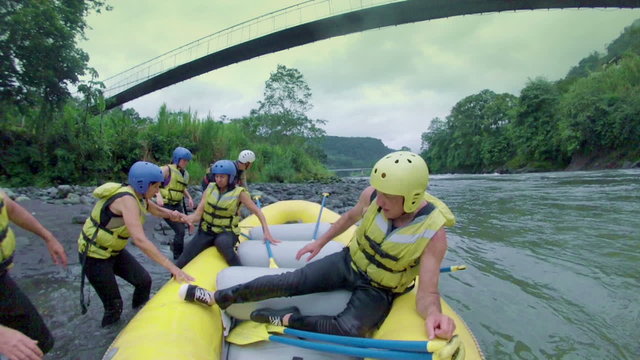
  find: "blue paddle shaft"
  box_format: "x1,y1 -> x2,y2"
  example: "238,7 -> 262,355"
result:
265,240 -> 275,258
312,194 -> 328,240
283,328 -> 429,352
270,335 -> 432,360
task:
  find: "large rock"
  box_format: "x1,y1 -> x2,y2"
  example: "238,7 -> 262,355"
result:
57,185 -> 73,198
64,193 -> 81,205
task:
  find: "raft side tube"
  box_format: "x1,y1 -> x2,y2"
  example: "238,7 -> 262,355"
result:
248,222 -> 332,241
217,267 -> 350,320
238,240 -> 343,268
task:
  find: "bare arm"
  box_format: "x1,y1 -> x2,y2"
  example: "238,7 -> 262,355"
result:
296,186 -> 375,261
416,227 -> 455,339
186,188 -> 209,224
183,188 -> 193,205
111,196 -> 194,282
239,191 -> 279,244
316,186 -> 375,246
148,200 -> 193,233
3,190 -> 67,267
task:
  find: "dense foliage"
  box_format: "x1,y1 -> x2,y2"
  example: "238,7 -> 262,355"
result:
0,0 -> 109,112
421,19 -> 640,173
1,63 -> 333,186
321,136 -> 396,169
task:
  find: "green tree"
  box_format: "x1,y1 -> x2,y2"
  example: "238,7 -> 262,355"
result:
510,78 -> 563,167
558,53 -> 640,156
0,0 -> 110,112
244,64 -> 326,142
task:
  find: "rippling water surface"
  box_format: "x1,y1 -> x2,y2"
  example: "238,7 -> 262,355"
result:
9,169 -> 640,359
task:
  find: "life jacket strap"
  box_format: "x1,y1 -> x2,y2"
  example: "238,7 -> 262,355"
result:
363,234 -> 399,261
89,217 -> 128,240
350,261 -> 414,294
81,231 -> 121,256
0,254 -> 13,272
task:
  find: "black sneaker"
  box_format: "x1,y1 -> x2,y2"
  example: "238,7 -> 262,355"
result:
179,284 -> 213,306
250,306 -> 300,326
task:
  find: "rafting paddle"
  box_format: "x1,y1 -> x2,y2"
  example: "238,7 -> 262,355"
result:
226,321 -> 464,359
312,192 -> 330,240
252,195 -> 278,268
439,265 -> 467,273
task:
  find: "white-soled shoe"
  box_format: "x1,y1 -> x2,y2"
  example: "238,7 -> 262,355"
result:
179,284 -> 214,306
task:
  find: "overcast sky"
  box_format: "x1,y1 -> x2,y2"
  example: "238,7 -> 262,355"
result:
81,1 -> 640,152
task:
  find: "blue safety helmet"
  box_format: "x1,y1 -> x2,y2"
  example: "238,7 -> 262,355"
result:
211,160 -> 236,185
128,161 -> 164,195
172,147 -> 193,165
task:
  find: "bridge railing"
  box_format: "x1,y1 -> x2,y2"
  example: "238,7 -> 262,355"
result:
102,0 -> 404,97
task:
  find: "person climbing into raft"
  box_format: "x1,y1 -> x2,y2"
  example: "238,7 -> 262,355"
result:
0,190 -> 67,359
181,151 -> 457,340
156,147 -> 195,260
77,161 -> 194,327
176,159 -> 278,268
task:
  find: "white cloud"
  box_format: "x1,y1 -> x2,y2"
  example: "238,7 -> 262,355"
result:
82,2 -> 640,152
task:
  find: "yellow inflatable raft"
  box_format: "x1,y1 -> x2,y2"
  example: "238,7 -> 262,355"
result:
102,200 -> 484,360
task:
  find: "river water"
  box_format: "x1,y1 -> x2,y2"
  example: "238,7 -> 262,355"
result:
7,169 -> 640,359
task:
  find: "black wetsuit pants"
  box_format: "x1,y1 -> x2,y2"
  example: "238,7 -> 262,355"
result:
175,229 -> 239,268
162,202 -> 186,259
80,249 -> 151,327
0,271 -> 54,353
221,248 -> 396,337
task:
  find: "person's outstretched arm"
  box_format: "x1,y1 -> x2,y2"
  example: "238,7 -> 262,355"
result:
147,200 -> 194,234
239,192 -> 279,244
296,186 -> 375,261
416,227 -> 455,340
112,195 -> 194,283
2,190 -> 67,267
183,188 -> 194,210
185,187 -> 209,225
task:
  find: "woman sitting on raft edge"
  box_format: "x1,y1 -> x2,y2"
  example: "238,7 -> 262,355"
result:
175,159 -> 279,268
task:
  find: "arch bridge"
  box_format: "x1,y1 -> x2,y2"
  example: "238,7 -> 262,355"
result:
102,0 -> 640,110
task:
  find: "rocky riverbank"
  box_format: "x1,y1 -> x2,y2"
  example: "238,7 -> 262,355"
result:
1,178 -> 369,217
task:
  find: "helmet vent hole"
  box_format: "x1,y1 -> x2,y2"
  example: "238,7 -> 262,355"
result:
394,160 -> 399,164
374,168 -> 378,174
381,172 -> 387,179
407,159 -> 412,163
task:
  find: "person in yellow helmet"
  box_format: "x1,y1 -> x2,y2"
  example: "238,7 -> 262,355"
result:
0,190 -> 67,359
180,151 -> 457,340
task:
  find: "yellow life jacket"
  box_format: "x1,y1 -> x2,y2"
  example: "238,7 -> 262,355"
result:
159,164 -> 189,205
348,193 -> 455,293
0,193 -> 16,272
201,184 -> 245,235
77,183 -> 147,259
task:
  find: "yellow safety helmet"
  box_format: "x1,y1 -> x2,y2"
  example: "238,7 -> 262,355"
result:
370,151 -> 429,213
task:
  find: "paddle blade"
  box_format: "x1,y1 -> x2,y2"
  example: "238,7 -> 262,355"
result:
431,335 -> 462,360
269,257 -> 279,269
226,321 -> 271,345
